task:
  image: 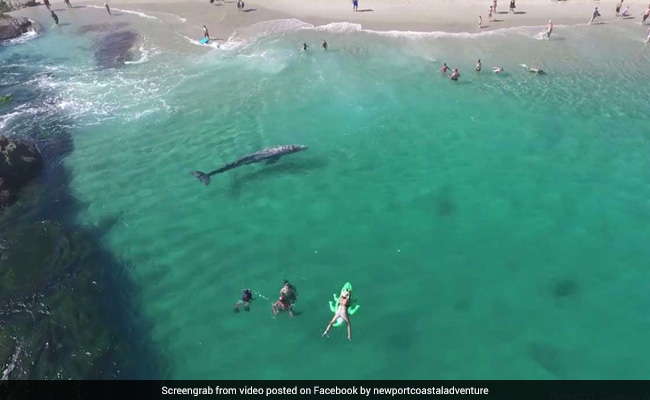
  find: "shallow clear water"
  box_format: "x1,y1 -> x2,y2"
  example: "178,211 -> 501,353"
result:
2,15 -> 650,379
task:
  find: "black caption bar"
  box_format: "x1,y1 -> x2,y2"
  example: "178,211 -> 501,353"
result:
2,380 -> 650,400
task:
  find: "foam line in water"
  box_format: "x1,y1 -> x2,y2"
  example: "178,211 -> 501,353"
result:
86,5 -> 161,21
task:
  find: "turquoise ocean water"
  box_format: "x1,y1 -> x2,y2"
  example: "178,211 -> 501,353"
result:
2,13 -> 650,379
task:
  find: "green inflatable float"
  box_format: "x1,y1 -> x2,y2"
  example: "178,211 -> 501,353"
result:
329,282 -> 360,327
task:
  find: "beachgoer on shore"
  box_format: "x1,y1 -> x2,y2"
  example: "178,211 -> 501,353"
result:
488,5 -> 494,21
615,0 -> 623,16
493,0 -> 498,14
439,62 -> 450,73
322,288 -> 353,341
509,0 -> 516,14
272,280 -> 297,317
105,2 -> 112,15
234,289 -> 253,312
353,0 -> 358,12
620,5 -> 630,18
203,25 -> 210,39
645,28 -> 650,43
43,0 -> 50,10
450,68 -> 460,81
478,15 -> 483,29
210,0 -> 215,5
476,59 -> 482,72
237,0 -> 242,11
64,0 -> 72,9
643,5 -> 650,24
322,39 -> 328,50
589,7 -> 601,25
544,19 -> 553,38
51,10 -> 59,25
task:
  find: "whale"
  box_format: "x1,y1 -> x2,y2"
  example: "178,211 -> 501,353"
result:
191,145 -> 308,186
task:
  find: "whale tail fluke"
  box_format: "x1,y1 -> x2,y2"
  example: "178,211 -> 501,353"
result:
191,171 -> 211,186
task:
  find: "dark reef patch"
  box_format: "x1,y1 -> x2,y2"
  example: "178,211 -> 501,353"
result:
94,30 -> 138,69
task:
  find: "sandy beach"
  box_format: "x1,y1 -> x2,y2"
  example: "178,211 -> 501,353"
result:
11,0 -> 650,49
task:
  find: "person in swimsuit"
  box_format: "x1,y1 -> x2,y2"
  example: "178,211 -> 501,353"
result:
322,39 -> 328,50
64,0 -> 72,8
476,59 -> 482,72
203,25 -> 210,39
272,280 -> 297,317
615,0 -> 623,17
642,5 -> 650,24
353,0 -> 358,12
450,68 -> 460,81
234,289 -> 253,312
51,10 -> 59,25
589,7 -> 601,25
439,62 -> 450,73
322,289 -> 352,341
544,20 -> 553,39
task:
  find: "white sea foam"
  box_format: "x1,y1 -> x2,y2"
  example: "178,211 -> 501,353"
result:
1,29 -> 38,46
86,5 -> 161,21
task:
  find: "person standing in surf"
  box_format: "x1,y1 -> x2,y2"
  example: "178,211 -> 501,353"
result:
322,39 -> 328,50
450,68 -> 460,81
476,59 -> 482,72
544,20 -> 553,39
322,288 -> 352,341
105,2 -> 112,15
203,25 -> 210,39
302,43 -> 308,51
439,62 -> 450,73
50,10 -> 59,25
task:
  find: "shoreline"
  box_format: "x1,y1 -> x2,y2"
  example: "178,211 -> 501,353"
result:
8,0 -> 650,52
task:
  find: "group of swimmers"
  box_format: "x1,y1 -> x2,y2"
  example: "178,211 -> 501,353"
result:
234,280 -> 354,341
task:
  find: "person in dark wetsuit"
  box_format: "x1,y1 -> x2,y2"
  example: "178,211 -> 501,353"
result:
43,0 -> 51,10
234,289 -> 253,312
51,10 -> 59,25
303,43 -> 308,51
64,0 -> 72,8
105,2 -> 112,15
322,39 -> 328,50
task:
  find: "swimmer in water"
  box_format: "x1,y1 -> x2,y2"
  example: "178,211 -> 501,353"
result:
272,280 -> 297,317
51,10 -> 59,25
439,62 -> 450,73
544,20 -> 553,39
476,59 -> 482,72
589,7 -> 601,25
493,66 -> 503,73
104,2 -> 111,15
234,289 -> 253,312
322,39 -> 328,50
450,68 -> 460,81
302,42 -> 308,51
322,288 -> 352,341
